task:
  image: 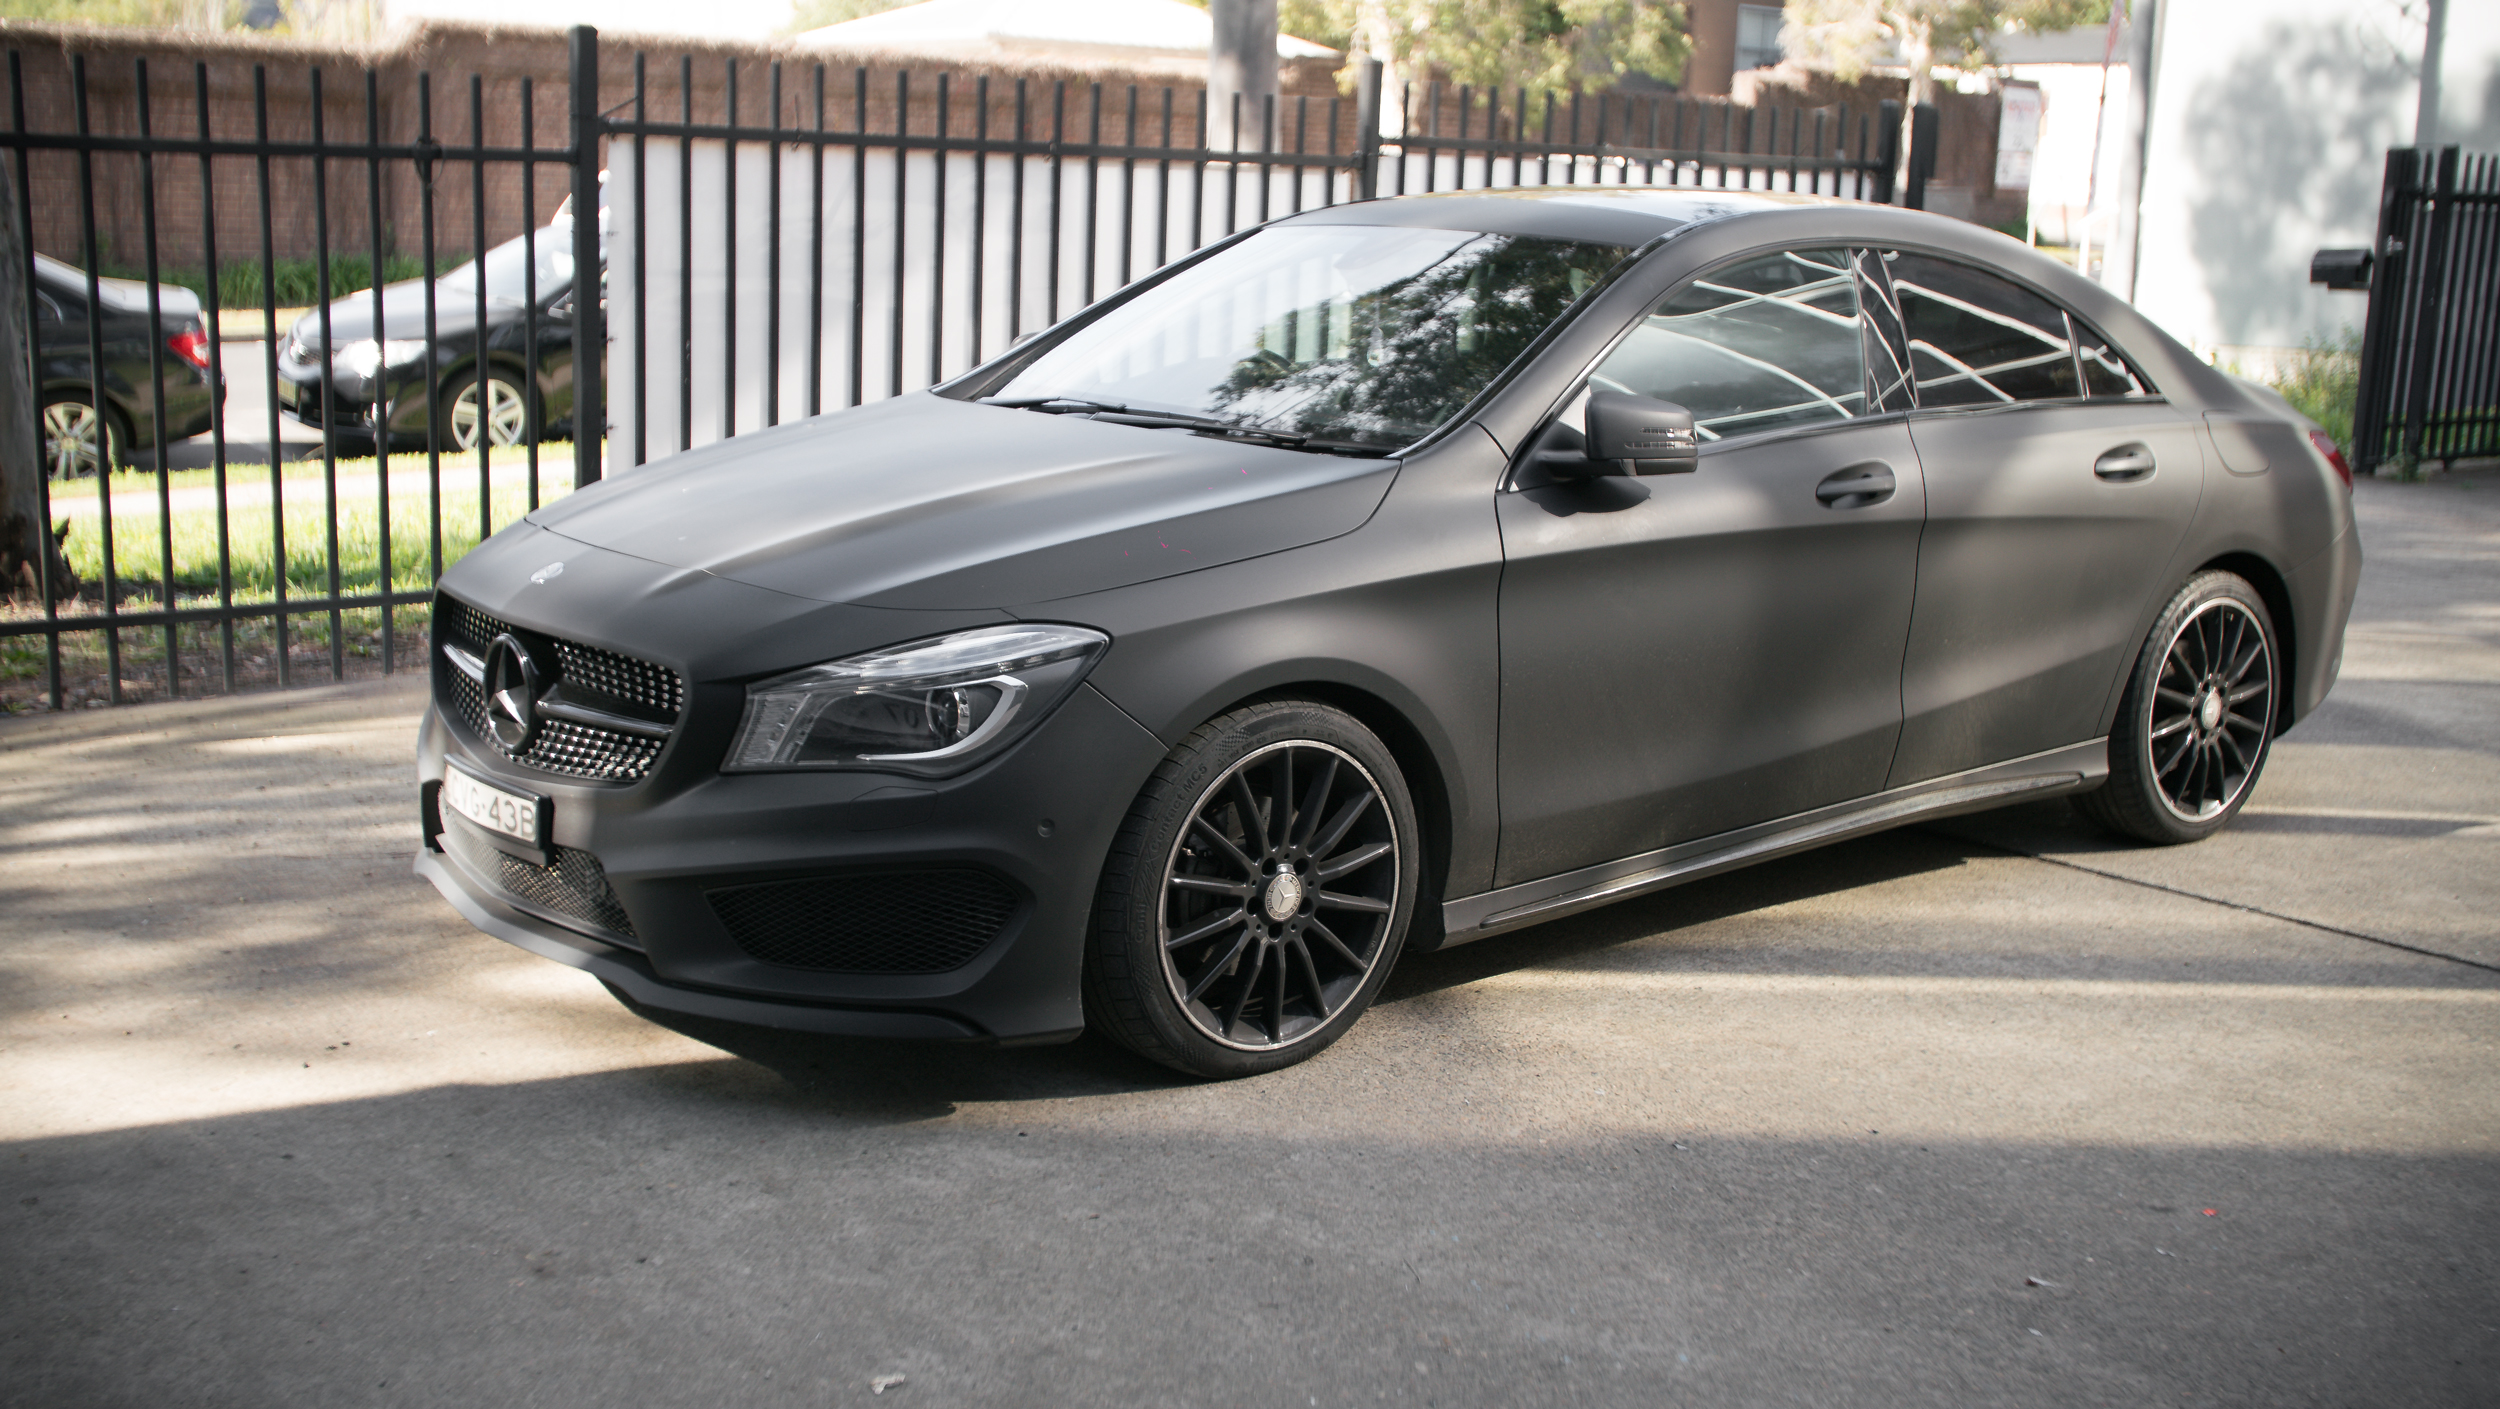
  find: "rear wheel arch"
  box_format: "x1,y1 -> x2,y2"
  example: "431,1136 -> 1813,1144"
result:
2198,551 -> 2296,735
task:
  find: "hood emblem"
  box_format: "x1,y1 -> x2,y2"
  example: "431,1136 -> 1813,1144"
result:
530,561 -> 565,584
482,633 -> 544,753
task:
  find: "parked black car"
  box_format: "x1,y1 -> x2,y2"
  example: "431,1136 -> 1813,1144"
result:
276,213 -> 592,451
416,189 -> 2362,1078
33,252 -> 219,478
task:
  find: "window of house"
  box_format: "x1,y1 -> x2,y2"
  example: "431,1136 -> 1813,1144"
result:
1735,4 -> 1786,71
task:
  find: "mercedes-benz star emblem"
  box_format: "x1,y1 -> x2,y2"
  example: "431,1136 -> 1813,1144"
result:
530,561 -> 565,584
483,633 -> 543,753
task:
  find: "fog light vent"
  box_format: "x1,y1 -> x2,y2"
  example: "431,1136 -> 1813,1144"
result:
441,811 -> 639,943
708,870 -> 1019,973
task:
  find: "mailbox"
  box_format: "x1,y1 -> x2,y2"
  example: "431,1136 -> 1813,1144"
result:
2311,248 -> 2373,290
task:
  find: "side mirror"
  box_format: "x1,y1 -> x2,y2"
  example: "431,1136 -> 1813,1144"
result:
1586,391 -> 1699,474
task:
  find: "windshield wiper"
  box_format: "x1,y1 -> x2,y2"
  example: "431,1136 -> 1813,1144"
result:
979,396 -> 1393,457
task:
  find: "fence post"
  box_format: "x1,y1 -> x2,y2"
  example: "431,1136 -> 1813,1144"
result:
2351,147 -> 2415,472
2400,146 -> 2461,467
1871,100 -> 1900,205
1353,57 -> 1383,201
570,25 -> 604,489
1904,102 -> 1938,210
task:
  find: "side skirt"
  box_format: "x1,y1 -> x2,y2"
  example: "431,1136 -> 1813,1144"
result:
1436,738 -> 2108,947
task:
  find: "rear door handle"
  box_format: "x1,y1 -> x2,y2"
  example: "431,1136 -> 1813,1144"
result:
2094,444 -> 2156,480
1816,462 -> 1896,507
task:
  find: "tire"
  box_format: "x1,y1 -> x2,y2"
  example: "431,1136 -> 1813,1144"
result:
40,394 -> 125,478
1086,700 -> 1421,1078
2074,571 -> 2280,845
441,368 -> 535,451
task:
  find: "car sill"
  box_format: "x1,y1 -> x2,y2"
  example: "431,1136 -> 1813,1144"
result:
1437,738 -> 2109,946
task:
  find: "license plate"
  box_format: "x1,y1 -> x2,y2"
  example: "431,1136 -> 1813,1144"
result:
275,377 -> 298,408
442,762 -> 544,848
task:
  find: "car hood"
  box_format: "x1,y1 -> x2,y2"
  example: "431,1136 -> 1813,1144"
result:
290,277 -> 512,345
527,394 -> 1401,611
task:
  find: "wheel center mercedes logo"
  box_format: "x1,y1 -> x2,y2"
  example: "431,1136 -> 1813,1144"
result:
1263,867 -> 1304,923
483,633 -> 543,753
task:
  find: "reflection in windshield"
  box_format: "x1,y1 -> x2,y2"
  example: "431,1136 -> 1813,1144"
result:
994,225 -> 1630,449
439,229 -> 575,302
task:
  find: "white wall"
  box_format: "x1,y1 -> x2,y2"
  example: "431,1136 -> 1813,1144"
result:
2130,0 -> 2500,356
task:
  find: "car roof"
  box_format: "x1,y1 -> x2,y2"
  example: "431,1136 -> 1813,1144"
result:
1285,186 -> 1834,245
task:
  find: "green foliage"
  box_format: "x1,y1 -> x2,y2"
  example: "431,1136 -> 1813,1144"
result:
2266,328 -> 2361,459
1282,0 -> 1688,94
1783,0 -> 2111,82
99,253 -> 434,311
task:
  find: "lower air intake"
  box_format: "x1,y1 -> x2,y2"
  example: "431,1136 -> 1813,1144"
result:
440,811 -> 639,943
708,870 -> 1020,974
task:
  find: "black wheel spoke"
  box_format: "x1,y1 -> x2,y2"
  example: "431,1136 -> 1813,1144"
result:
1291,755 -> 1338,851
1314,889 -> 1391,914
1312,839 -> 1394,883
1289,937 -> 1330,1014
1189,815 -> 1261,878
1305,917 -> 1363,968
1167,906 -> 1249,951
1271,749 -> 1296,852
1220,942 -> 1267,1035
1306,791 -> 1375,862
1228,773 -> 1268,854
1170,874 -> 1256,899
1184,929 -> 1256,1003
1267,943 -> 1291,1042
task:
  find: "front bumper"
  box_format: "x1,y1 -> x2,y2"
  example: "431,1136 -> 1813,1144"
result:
415,677 -> 1168,1044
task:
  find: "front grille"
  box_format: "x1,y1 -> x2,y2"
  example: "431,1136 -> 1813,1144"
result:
440,811 -> 639,942
709,870 -> 1020,973
437,595 -> 682,783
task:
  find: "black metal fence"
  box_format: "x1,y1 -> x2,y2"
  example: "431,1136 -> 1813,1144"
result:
1,25 -> 1911,711
2354,145 -> 2500,470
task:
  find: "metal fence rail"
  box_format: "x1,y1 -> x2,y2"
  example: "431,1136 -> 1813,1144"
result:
2354,145 -> 2500,470
1,25 -> 1917,712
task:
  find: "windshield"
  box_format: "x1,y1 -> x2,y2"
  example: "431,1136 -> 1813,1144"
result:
440,229 -> 575,302
993,225 -> 1632,450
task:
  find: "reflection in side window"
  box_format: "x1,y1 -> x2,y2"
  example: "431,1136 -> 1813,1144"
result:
1888,252 -> 2079,406
1590,248 -> 1864,442
2074,323 -> 2147,397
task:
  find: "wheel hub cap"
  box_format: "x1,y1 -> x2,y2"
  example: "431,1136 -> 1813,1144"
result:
1262,867 -> 1304,923
2197,687 -> 2222,733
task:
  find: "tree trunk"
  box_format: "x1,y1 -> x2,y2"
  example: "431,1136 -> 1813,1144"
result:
0,153 -> 73,607
1896,19 -> 1934,203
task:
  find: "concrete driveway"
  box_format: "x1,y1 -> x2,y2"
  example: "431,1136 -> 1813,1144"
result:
2,476 -> 2493,1408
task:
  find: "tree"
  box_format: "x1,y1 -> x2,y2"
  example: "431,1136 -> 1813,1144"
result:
0,155 -> 74,614
1281,1 -> 1689,107
1781,0 -> 2105,192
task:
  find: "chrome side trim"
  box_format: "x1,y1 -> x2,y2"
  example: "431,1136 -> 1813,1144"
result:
537,692 -> 676,739
1439,738 -> 2109,945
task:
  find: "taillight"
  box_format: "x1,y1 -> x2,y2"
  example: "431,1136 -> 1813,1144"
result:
167,327 -> 211,371
2306,428 -> 2352,489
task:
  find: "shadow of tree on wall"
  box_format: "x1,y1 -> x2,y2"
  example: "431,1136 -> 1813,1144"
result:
2182,21 -> 2412,347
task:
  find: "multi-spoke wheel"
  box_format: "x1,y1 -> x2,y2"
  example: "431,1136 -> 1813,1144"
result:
1087,701 -> 1419,1078
442,369 -> 534,451
2075,571 -> 2279,845
41,394 -> 124,478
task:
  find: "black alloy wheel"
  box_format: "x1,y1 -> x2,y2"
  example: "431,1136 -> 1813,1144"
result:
2076,571 -> 2278,845
1087,701 -> 1418,1078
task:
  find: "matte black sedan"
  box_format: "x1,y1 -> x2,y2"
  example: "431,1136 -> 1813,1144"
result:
415,189 -> 2360,1078
33,252 -> 219,477
275,222 -> 589,451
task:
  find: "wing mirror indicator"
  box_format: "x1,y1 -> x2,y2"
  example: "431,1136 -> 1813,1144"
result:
1586,391 -> 1699,475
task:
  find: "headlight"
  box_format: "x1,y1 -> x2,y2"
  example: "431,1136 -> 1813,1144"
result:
332,338 -> 428,378
724,624 -> 1109,776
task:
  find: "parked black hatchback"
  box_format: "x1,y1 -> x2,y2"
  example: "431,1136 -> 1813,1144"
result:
33,252 -> 219,477
416,189 -> 2360,1078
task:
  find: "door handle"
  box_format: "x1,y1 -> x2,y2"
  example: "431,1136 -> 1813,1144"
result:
2094,444 -> 2156,480
1815,462 -> 1896,507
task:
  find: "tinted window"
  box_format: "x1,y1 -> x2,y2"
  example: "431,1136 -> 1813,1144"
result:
1887,252 -> 2079,406
996,224 -> 1631,451
2073,322 -> 2147,396
1591,248 -> 1864,442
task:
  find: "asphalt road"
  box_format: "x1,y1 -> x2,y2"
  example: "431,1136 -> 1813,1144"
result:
2,475 -> 2493,1408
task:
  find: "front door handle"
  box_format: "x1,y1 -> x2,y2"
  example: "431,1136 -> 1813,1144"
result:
2094,444 -> 2156,480
1816,462 -> 1896,507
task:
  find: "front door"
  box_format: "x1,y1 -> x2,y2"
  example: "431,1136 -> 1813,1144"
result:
1494,248 -> 1927,890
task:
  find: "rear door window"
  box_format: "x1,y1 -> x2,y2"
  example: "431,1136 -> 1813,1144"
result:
1885,252 -> 2080,406
1591,247 -> 1865,442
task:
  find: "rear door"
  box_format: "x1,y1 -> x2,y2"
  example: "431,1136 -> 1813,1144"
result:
1494,248 -> 1926,889
1879,252 -> 2204,787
